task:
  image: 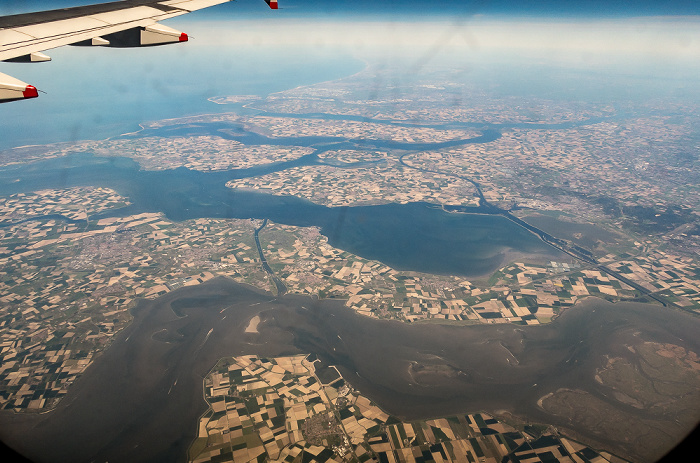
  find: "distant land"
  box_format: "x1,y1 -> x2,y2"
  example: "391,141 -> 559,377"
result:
0,42 -> 699,463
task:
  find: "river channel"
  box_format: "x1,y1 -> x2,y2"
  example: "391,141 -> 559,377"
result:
0,279 -> 698,463
0,148 -> 563,278
0,108 -> 619,277
1,109 -> 690,462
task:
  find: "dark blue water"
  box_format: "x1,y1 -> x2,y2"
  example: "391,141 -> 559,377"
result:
0,152 -> 558,277
127,119 -> 503,152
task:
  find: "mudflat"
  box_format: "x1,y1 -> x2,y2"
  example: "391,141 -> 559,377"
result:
1,278 -> 698,463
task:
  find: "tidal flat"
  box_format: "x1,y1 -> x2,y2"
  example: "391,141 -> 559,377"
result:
0,278 -> 698,463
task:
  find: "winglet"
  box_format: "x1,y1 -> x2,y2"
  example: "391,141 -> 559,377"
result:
265,0 -> 278,9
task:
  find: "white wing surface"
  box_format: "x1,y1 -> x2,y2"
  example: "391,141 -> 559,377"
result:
0,0 -> 275,102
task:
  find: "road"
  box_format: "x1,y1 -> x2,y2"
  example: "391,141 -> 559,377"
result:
254,218 -> 288,296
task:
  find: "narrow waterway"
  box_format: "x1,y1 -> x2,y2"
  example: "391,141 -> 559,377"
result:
254,218 -> 287,296
397,153 -> 675,307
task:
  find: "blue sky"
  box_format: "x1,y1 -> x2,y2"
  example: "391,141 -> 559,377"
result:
2,0 -> 700,18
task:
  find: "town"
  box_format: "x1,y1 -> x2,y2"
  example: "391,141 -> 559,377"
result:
189,354 -> 626,463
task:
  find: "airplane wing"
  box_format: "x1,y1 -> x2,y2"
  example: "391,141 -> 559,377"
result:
0,0 -> 277,103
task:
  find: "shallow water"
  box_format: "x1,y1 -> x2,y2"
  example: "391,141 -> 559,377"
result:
1,279 -> 697,462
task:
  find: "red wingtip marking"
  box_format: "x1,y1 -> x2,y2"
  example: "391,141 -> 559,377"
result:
23,85 -> 38,99
179,33 -> 188,42
270,1 -> 278,9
